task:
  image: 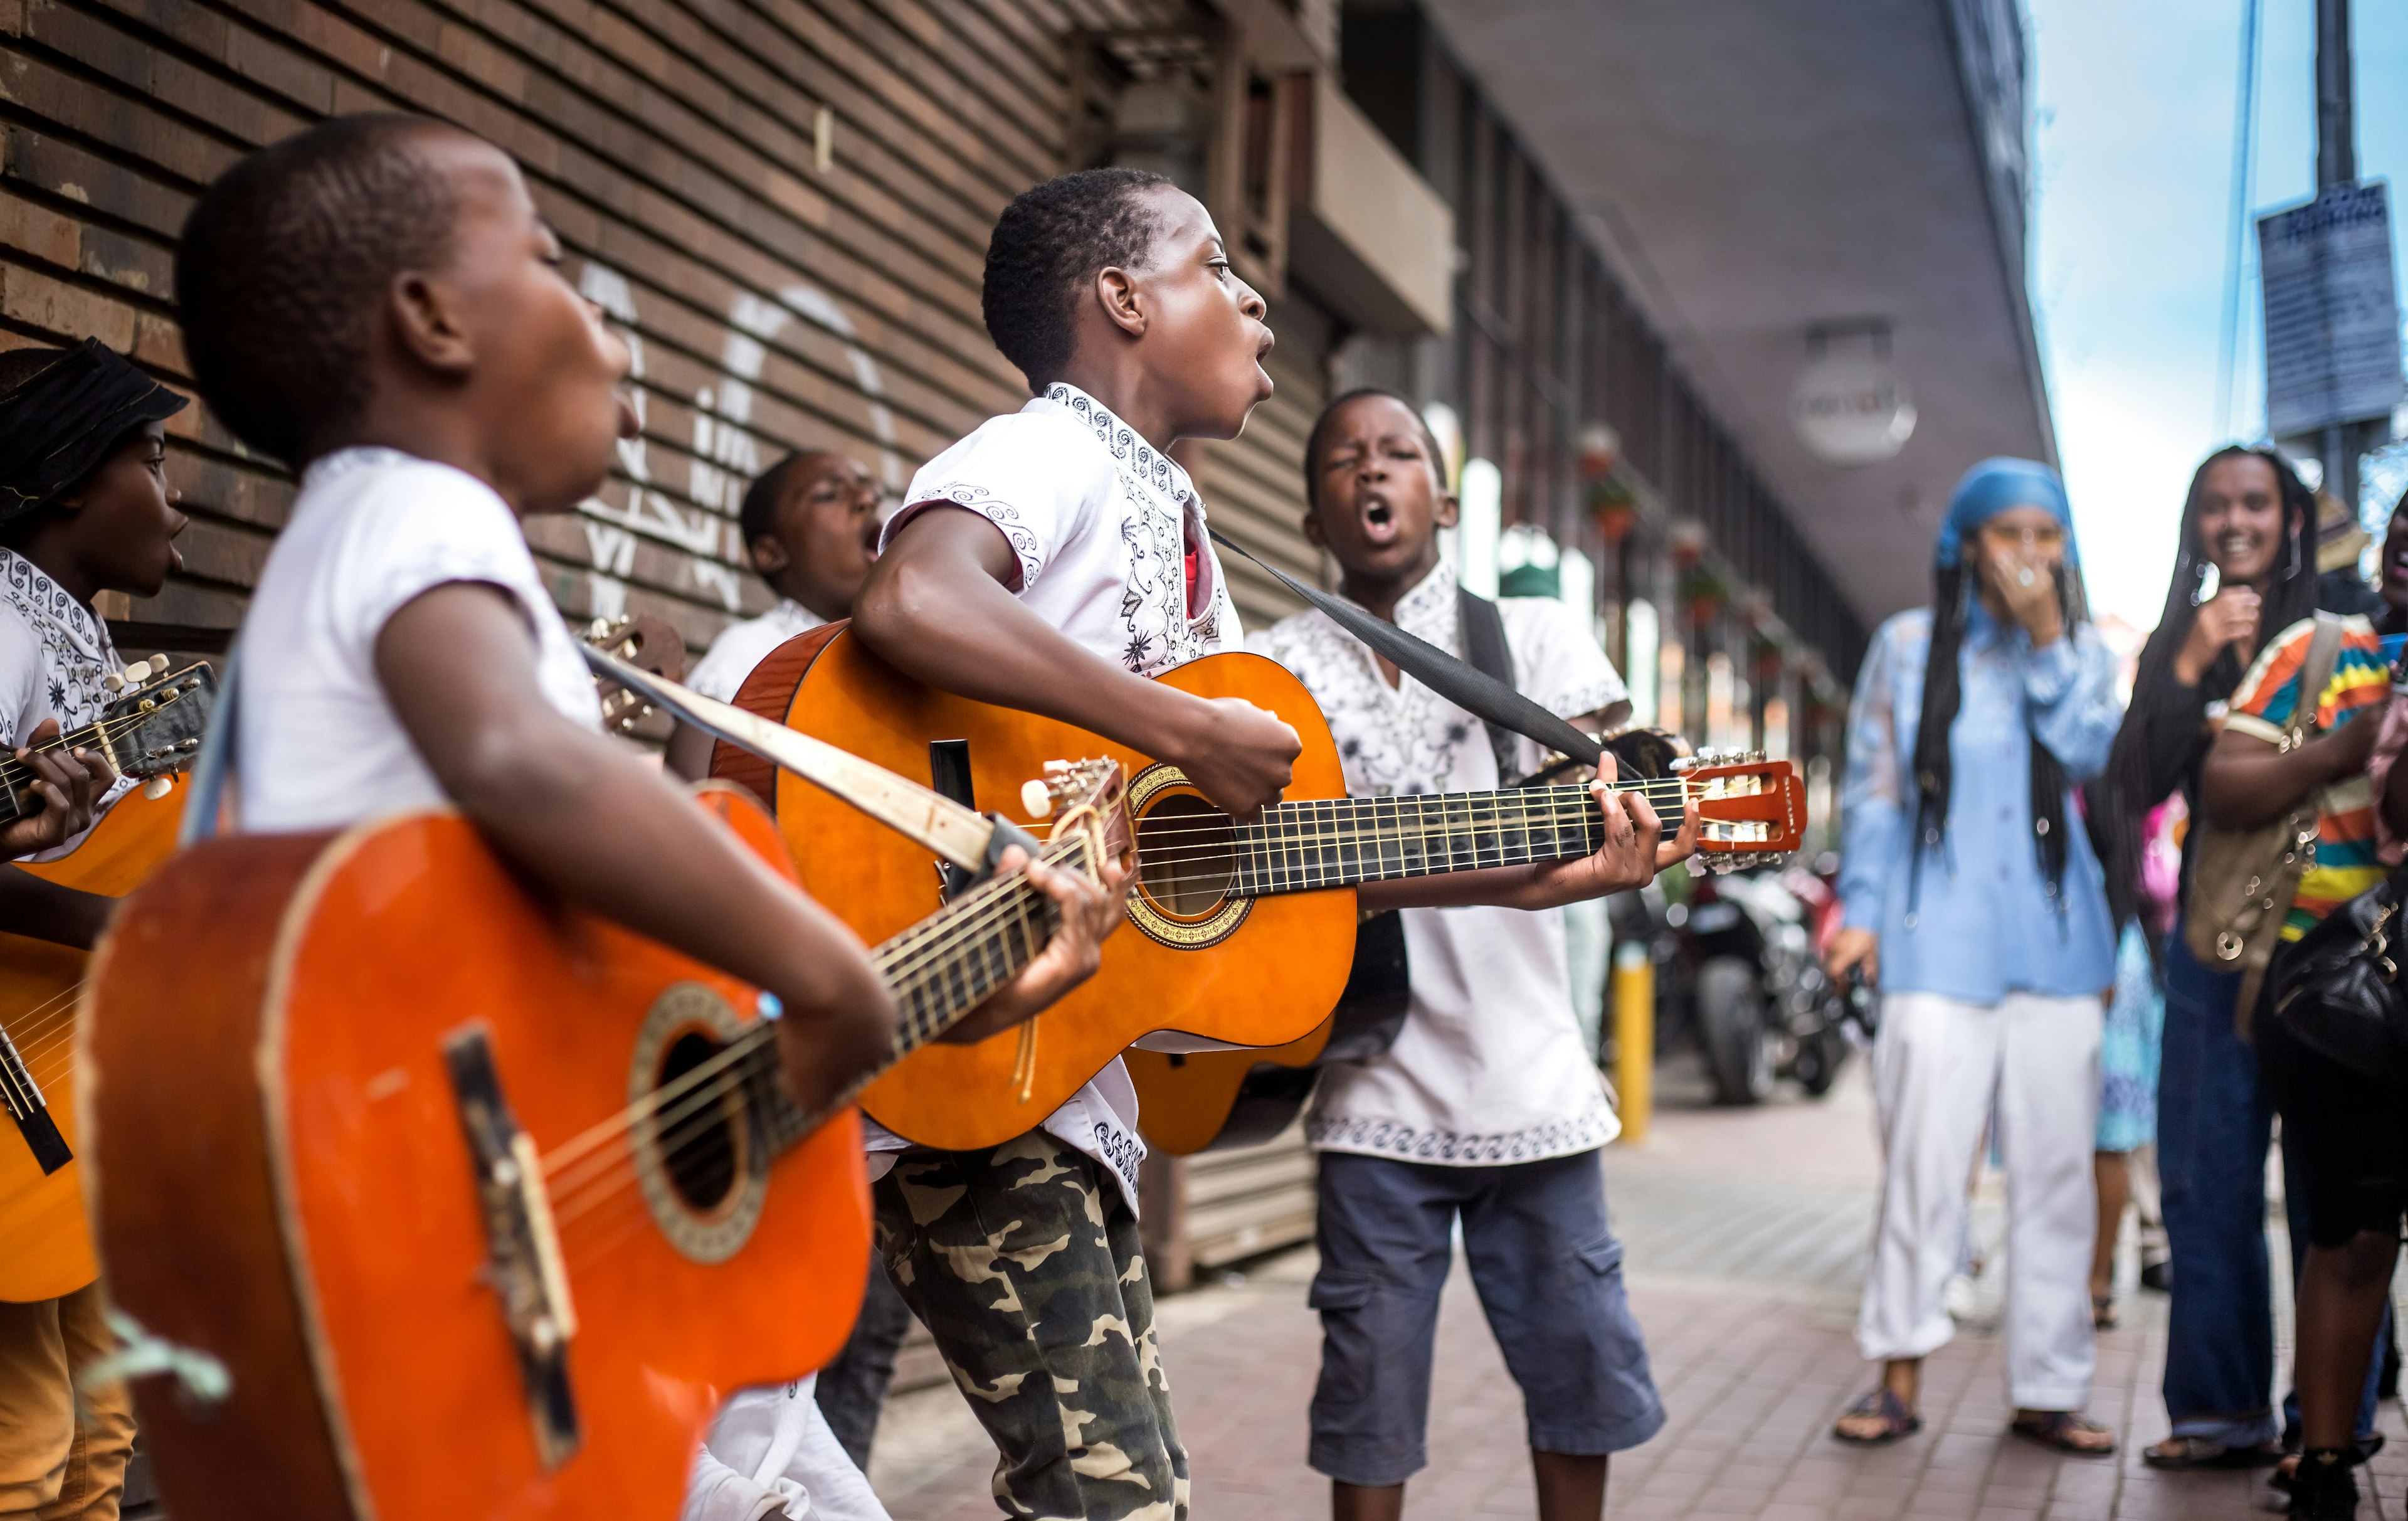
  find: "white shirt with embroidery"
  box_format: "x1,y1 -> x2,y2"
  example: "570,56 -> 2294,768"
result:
687,598 -> 826,704
0,548 -> 137,857
869,384 -> 1245,1207
1252,560 -> 1629,1166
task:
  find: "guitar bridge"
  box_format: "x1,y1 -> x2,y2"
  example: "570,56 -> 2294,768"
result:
443,1023 -> 581,1470
0,1023 -> 70,1174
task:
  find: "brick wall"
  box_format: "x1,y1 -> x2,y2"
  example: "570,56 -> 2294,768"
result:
0,0 -> 1323,652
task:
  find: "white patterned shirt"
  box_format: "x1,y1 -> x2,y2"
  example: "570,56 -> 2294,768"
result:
871,384 -> 1246,1208
1252,560 -> 1629,1165
0,548 -> 136,857
686,598 -> 826,703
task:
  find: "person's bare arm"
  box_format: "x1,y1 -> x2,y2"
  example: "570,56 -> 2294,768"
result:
378,582 -> 895,1114
0,866 -> 111,948
665,719 -> 715,783
853,507 -> 1301,817
2200,713 -> 2375,828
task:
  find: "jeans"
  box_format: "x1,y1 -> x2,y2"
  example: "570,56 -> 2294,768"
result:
2157,928 -> 2384,1444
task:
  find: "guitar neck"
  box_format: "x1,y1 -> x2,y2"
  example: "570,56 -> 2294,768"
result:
0,718 -> 115,827
754,833 -> 1091,1153
1233,783 -> 1684,897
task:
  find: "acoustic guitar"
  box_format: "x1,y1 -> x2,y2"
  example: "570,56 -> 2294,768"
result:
85,765 -> 1126,1521
1124,728 -> 1788,1155
0,656 -> 215,1301
715,627 -> 1804,1152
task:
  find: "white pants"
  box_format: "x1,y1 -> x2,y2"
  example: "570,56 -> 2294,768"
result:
681,1372 -> 892,1521
1856,989 -> 2102,1410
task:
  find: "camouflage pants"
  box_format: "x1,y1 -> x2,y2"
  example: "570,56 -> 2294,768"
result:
874,1131 -> 1188,1521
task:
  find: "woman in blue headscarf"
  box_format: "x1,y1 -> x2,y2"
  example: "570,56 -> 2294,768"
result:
1825,458 -> 2124,1453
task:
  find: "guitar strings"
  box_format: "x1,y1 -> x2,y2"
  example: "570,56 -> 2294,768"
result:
539,829 -> 1099,1221
0,701 -> 199,798
544,834 -> 1107,1241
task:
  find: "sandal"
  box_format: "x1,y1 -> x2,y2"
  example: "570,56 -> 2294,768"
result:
2091,1291 -> 2118,1330
2270,1433 -> 2386,1493
1832,1388 -> 1921,1446
2143,1435 -> 2281,1470
2010,1411 -> 2116,1456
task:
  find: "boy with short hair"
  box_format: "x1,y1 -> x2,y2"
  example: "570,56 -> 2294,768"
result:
0,336 -> 192,1521
167,123 -> 1129,1521
667,448 -> 882,778
1255,387 -> 1677,1521
852,169 -> 1673,1519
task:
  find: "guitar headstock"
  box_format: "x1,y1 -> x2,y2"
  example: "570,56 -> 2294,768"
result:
1020,759 -> 1132,873
97,656 -> 217,795
583,615 -> 688,736
1674,747 -> 1807,873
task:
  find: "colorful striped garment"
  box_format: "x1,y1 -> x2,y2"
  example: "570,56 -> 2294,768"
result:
2224,613 -> 2391,938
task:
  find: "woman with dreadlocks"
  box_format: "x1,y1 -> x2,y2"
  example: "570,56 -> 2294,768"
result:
2098,447 -> 2393,1478
1826,459 -> 2122,1454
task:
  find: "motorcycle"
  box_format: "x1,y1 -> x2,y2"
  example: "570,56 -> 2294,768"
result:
1667,857 -> 1856,1105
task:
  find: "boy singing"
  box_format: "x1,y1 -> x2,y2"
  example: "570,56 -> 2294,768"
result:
1255,388 -> 1679,1521
853,170 -> 1672,1518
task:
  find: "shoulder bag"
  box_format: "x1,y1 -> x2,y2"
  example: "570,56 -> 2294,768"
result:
2266,853 -> 2408,1083
2180,611 -> 2343,1030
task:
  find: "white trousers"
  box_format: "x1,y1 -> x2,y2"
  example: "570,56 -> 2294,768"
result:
681,1372 -> 892,1521
1856,989 -> 2102,1410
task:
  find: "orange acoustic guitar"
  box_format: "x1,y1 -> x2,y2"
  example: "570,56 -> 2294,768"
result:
3,615 -> 672,1306
0,656 -> 214,1302
85,764 -> 1124,1521
716,627 -> 1804,1153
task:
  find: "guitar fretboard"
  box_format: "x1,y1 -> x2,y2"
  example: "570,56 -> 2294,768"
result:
754,831 -> 1094,1155
1231,785 -> 1628,896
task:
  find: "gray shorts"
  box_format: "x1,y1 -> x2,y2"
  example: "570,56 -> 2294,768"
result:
1307,1147 -> 1665,1485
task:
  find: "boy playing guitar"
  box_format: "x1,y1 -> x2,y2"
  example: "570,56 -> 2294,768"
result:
851,169 -> 1676,1518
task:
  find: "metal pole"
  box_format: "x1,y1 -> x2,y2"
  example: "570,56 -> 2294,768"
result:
2315,0 -> 2362,512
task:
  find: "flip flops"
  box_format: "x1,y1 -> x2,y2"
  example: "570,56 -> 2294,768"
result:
1832,1388 -> 1921,1446
2010,1411 -> 2117,1456
2143,1436 -> 2282,1470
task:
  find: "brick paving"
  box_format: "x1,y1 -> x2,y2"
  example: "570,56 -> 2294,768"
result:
866,1055 -> 2408,1519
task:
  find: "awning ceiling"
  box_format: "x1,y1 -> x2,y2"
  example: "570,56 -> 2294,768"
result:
1422,0 -> 2056,623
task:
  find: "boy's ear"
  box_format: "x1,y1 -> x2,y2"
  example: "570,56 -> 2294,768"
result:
748,535 -> 792,576
1433,489 -> 1462,531
1301,509 -> 1327,550
388,270 -> 478,378
1093,266 -> 1148,341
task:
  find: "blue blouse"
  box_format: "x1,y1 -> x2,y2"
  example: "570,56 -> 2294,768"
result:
1838,601 -> 2123,1002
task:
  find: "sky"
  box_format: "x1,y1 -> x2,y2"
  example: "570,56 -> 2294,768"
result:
2030,0 -> 2408,630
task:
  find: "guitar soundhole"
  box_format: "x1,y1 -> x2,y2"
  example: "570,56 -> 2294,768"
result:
629,983 -> 770,1264
657,1032 -> 741,1212
1137,793 -> 1235,918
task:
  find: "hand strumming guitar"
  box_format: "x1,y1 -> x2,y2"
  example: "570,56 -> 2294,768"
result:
936,845 -> 1133,1045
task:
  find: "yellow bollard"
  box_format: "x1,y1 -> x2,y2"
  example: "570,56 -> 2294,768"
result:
1612,940 -> 1654,1145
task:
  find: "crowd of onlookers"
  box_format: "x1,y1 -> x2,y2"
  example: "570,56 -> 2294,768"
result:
1827,448 -> 2408,1520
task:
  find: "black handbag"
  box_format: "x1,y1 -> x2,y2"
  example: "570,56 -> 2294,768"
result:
2266,859 -> 2408,1083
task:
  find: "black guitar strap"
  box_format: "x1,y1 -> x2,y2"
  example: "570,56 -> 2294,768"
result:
1455,587 -> 1521,785
1208,527 -> 1603,771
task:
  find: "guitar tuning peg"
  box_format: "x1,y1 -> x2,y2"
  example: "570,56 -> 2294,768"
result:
146,654 -> 171,677
142,775 -> 174,801
120,662 -> 150,686
102,672 -> 125,693
1021,778 -> 1054,820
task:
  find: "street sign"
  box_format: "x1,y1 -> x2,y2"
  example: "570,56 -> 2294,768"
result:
2258,180 -> 2405,438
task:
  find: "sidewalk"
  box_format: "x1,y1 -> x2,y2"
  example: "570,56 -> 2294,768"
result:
865,1056 -> 2408,1519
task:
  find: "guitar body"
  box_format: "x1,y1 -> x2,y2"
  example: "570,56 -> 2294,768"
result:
1126,908 -> 1413,1155
0,783 -> 185,1301
722,628 -> 1357,1152
85,787 -> 869,1521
